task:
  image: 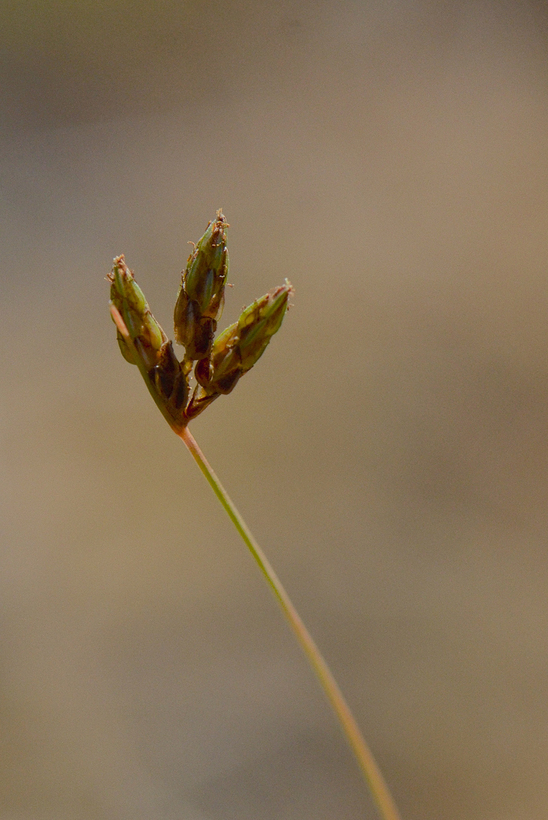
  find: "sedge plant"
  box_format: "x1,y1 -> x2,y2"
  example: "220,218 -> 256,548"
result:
107,211 -> 402,820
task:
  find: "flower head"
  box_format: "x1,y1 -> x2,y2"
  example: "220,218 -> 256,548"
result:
109,213 -> 292,429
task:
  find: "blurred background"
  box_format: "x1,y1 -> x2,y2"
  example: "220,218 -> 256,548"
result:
2,1 -> 548,818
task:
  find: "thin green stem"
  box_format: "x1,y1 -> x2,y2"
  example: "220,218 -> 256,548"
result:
180,426 -> 402,820
110,302 -> 401,818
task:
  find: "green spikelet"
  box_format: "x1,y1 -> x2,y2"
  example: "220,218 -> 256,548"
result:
187,281 -> 293,418
108,255 -> 167,370
173,211 -> 229,360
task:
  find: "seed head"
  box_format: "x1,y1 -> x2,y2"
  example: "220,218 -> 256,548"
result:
108,214 -> 293,430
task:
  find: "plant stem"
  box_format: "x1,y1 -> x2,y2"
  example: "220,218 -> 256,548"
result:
179,426 -> 402,820
110,302 -> 401,818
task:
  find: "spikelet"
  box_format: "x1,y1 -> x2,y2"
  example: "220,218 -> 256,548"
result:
173,211 -> 229,361
194,282 -> 292,392
108,255 -> 166,370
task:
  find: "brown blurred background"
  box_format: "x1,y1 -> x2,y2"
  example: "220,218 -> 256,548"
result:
2,1 -> 548,818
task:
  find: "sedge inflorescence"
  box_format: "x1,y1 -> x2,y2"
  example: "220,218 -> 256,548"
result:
108,211 -> 293,430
